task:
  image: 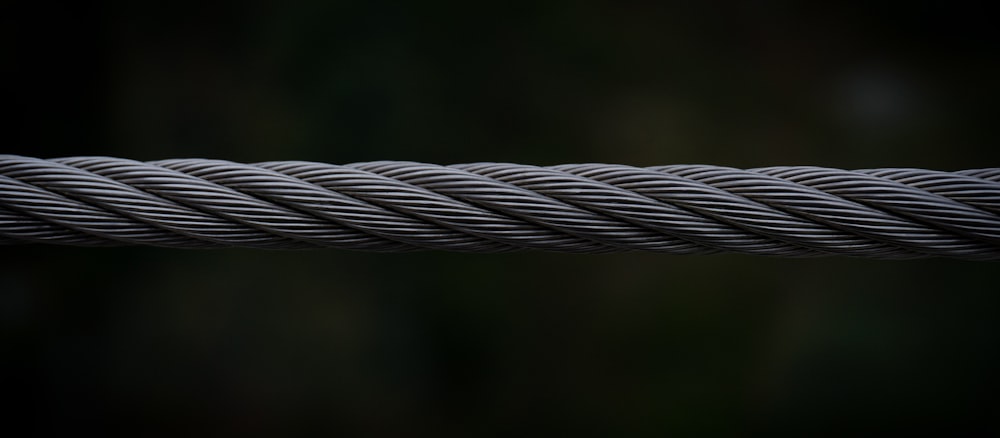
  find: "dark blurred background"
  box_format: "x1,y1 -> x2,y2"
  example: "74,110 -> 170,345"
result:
2,0 -> 999,434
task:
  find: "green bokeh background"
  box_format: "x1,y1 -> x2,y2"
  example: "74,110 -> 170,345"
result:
3,1 -> 999,434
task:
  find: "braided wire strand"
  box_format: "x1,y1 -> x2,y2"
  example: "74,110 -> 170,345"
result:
1,155 -> 998,259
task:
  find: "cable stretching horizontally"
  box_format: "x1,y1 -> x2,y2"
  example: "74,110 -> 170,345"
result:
1,155 -> 998,259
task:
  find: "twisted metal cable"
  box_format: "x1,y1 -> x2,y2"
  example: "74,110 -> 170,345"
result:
1,155 -> 998,259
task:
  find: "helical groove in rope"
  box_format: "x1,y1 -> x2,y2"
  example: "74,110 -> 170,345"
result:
1,155 -> 998,259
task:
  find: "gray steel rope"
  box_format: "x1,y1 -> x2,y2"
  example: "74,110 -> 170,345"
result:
1,155 -> 999,259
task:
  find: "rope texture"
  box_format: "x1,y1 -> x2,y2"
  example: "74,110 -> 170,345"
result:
1,155 -> 999,259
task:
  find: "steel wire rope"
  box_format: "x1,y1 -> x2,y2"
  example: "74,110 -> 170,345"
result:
1,155 -> 998,259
